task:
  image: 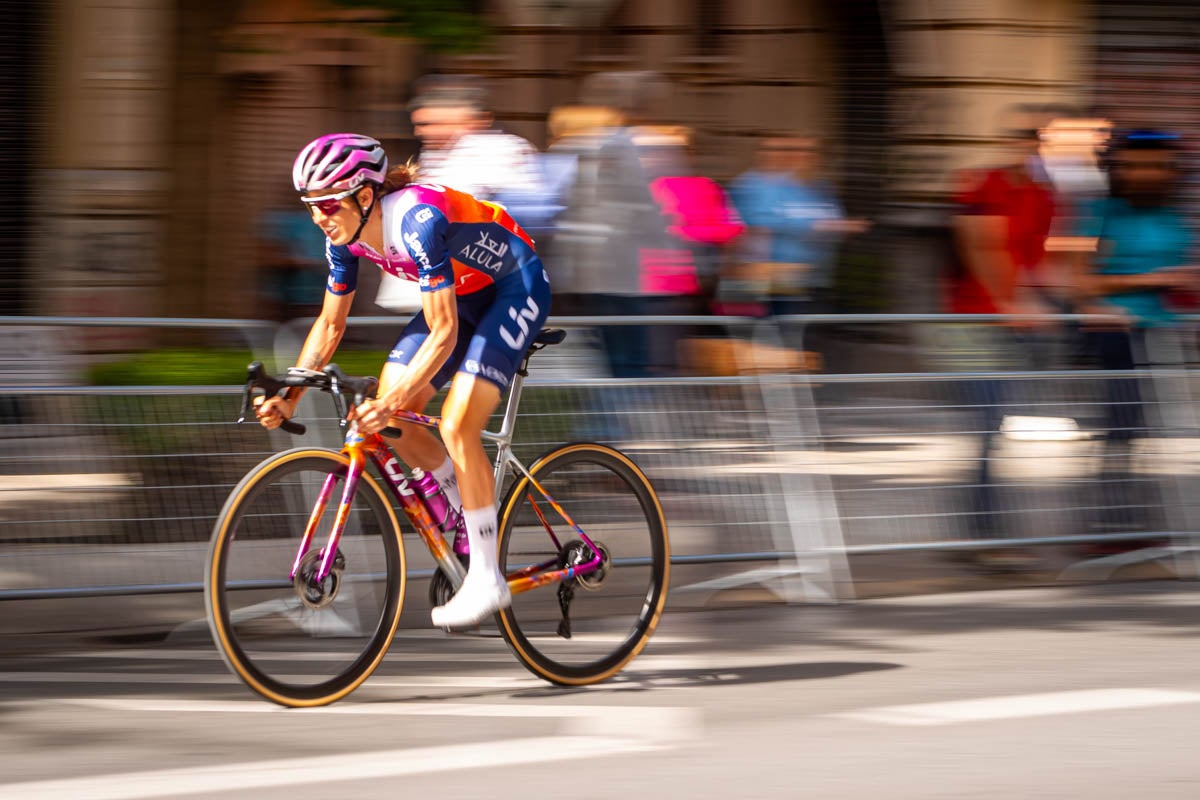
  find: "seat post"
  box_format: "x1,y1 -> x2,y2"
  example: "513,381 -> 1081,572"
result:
494,369 -> 525,444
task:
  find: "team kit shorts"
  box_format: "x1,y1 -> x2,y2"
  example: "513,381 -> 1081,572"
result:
386,261 -> 551,391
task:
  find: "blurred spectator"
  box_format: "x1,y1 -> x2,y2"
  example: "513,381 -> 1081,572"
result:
637,125 -> 746,373
644,127 -> 746,310
408,76 -> 542,201
540,103 -> 625,316
945,104 -> 1059,570
376,76 -> 551,317
1069,129 -> 1198,547
1040,112 -> 1113,307
542,81 -> 670,380
542,73 -> 705,439
257,204 -> 328,320
727,135 -> 869,318
949,107 -> 1057,323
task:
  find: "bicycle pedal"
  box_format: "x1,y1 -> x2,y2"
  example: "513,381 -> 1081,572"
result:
439,623 -> 482,636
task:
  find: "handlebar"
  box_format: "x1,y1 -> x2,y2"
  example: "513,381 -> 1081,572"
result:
238,361 -> 403,437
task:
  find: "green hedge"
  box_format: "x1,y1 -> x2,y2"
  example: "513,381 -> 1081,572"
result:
88,348 -> 391,386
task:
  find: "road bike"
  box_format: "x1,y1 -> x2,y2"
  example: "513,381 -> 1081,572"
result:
204,328 -> 670,707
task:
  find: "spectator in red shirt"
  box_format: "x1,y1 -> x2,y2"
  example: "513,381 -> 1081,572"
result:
946,104 -> 1059,570
950,167 -> 1054,316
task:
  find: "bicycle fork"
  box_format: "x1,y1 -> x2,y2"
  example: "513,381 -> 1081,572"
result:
288,437 -> 468,591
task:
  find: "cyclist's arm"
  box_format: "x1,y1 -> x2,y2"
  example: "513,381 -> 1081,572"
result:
257,242 -> 357,426
287,288 -> 354,400
255,287 -> 353,430
378,201 -> 457,411
288,238 -> 360,399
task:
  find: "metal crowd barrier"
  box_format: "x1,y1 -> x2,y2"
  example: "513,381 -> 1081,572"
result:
1,314 -> 835,601
779,314 -> 1200,583
1,313 -> 1198,601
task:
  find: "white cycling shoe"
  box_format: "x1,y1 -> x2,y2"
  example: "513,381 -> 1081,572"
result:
431,571 -> 512,630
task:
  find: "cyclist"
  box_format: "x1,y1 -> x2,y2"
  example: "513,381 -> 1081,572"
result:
255,133 -> 551,628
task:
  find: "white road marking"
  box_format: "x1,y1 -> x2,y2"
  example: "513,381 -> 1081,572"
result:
0,736 -> 648,800
0,697 -> 696,799
61,696 -> 691,726
831,688 -> 1200,727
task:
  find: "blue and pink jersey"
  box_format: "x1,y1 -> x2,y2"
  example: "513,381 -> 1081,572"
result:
320,182 -> 551,392
325,183 -> 540,296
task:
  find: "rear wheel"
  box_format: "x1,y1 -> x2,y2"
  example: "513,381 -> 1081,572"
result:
205,448 -> 406,707
496,443 -> 669,685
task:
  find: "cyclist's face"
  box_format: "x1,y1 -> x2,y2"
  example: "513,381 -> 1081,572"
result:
412,104 -> 480,152
303,187 -> 370,246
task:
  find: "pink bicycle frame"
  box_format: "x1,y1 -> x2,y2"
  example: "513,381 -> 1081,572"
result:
288,410 -> 605,595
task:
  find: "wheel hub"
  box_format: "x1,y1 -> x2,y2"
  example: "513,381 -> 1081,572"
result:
293,548 -> 345,610
561,539 -> 610,590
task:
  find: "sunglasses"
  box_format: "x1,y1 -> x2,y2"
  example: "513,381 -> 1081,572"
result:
301,187 -> 360,216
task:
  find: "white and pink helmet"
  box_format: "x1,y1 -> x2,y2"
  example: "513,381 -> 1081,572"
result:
292,133 -> 389,193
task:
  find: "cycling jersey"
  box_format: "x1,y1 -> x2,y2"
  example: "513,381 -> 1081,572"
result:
320,182 -> 550,392
324,183 -> 539,297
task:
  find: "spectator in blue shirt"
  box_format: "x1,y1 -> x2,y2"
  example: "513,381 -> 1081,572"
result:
728,136 -> 868,316
1070,129 -> 1198,546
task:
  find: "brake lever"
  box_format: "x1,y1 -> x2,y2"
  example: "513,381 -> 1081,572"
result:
237,361 -> 268,424
237,361 -> 308,435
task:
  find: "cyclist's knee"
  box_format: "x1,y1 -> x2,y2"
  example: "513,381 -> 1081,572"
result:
378,372 -> 435,414
439,411 -> 469,449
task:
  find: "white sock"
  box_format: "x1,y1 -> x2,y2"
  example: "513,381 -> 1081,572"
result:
431,505 -> 511,628
462,505 -> 500,578
432,456 -> 463,511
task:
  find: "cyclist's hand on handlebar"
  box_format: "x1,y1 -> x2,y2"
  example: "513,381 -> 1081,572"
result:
254,395 -> 298,430
350,397 -> 396,436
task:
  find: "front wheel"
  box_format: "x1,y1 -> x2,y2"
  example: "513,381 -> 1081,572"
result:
205,448 -> 406,707
496,443 -> 669,685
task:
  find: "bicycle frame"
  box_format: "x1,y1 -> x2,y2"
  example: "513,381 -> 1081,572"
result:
290,368 -> 606,595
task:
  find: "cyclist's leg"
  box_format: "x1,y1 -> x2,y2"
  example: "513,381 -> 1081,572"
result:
430,264 -> 550,628
440,374 -> 502,515
430,375 -> 508,628
376,368 -> 440,468
378,307 -> 478,481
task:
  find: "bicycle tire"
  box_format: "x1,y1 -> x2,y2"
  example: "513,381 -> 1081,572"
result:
205,447 -> 406,707
496,442 -> 669,685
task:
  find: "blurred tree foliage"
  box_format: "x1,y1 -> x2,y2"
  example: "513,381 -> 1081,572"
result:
331,0 -> 490,53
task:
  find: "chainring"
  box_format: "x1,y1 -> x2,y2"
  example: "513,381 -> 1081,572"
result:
428,555 -> 470,608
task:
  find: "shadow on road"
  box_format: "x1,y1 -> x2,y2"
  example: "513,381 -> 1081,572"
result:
515,660 -> 902,697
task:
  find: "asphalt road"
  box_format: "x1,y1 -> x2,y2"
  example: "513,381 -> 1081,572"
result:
2,580 -> 1199,800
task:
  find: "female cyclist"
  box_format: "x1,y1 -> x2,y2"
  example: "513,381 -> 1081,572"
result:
255,133 -> 551,628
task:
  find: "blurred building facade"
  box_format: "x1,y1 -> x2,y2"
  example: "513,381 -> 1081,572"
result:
21,0 -> 1198,320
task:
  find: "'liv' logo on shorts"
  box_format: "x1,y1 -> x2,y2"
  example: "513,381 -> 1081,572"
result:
499,297 -> 540,351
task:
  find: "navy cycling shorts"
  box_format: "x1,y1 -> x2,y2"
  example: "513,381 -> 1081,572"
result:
387,261 -> 551,391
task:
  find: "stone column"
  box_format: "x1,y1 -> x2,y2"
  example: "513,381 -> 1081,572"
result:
882,0 -> 1092,313
41,0 -> 175,332
888,0 -> 1091,203
707,0 -> 834,180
